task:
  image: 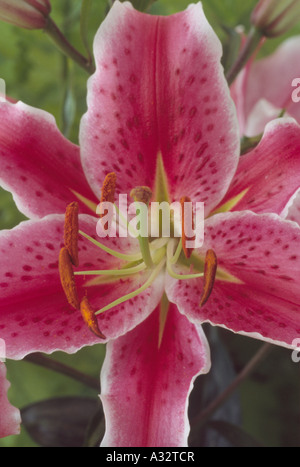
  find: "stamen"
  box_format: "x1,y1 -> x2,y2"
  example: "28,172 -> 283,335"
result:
59,247 -> 80,310
100,172 -> 117,231
64,202 -> 79,267
95,258 -> 166,315
199,249 -> 218,307
70,189 -> 98,213
166,240 -> 204,280
79,230 -> 142,262
168,239 -> 183,265
74,261 -> 147,277
100,172 -> 117,206
180,196 -> 195,259
80,296 -> 106,339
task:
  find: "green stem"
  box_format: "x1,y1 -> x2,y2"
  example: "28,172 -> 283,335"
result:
191,343 -> 272,432
80,0 -> 93,65
226,27 -> 263,86
24,353 -> 99,391
45,17 -> 95,74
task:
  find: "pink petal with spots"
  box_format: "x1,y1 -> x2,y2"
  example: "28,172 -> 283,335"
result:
0,214 -> 163,359
166,211 -> 300,348
100,304 -> 210,447
0,101 -> 98,218
0,363 -> 21,438
232,36 -> 300,137
220,119 -> 300,216
80,1 -> 239,214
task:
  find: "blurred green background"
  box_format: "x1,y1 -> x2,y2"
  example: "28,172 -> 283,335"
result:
0,0 -> 299,447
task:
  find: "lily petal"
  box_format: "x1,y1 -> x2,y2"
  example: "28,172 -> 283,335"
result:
0,101 -> 98,218
232,36 -> 300,137
166,211 -> 300,348
0,214 -> 163,359
219,118 -> 300,216
287,191 -> 300,224
0,363 -> 21,438
100,304 -> 210,447
80,1 -> 239,214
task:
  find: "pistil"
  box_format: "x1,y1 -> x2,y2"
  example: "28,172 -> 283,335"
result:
58,168 -> 219,339
130,186 -> 154,268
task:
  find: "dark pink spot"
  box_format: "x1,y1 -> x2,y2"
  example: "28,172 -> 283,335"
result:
189,107 -> 197,118
121,139 -> 130,150
21,276 -> 33,282
196,142 -> 209,157
187,75 -> 195,85
194,131 -> 202,143
130,73 -> 137,84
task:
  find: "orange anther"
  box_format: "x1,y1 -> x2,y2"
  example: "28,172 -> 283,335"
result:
64,202 -> 79,267
80,296 -> 106,339
200,249 -> 217,307
100,172 -> 117,209
59,247 -> 80,310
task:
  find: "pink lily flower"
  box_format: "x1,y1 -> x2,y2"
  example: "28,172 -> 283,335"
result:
231,35 -> 300,138
1,1 -> 300,446
0,363 -> 21,438
230,36 -> 300,224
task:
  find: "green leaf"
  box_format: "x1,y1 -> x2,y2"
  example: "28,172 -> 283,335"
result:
0,187 -> 26,230
206,420 -> 264,447
80,0 -> 94,63
127,0 -> 157,12
21,397 -> 101,447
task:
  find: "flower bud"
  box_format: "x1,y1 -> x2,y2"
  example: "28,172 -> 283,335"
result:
251,0 -> 300,37
0,0 -> 51,30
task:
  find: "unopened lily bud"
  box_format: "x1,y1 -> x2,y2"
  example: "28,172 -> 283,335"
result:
0,0 -> 51,30
251,0 -> 300,37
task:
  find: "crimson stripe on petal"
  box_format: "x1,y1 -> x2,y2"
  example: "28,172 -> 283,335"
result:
100,304 -> 210,447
